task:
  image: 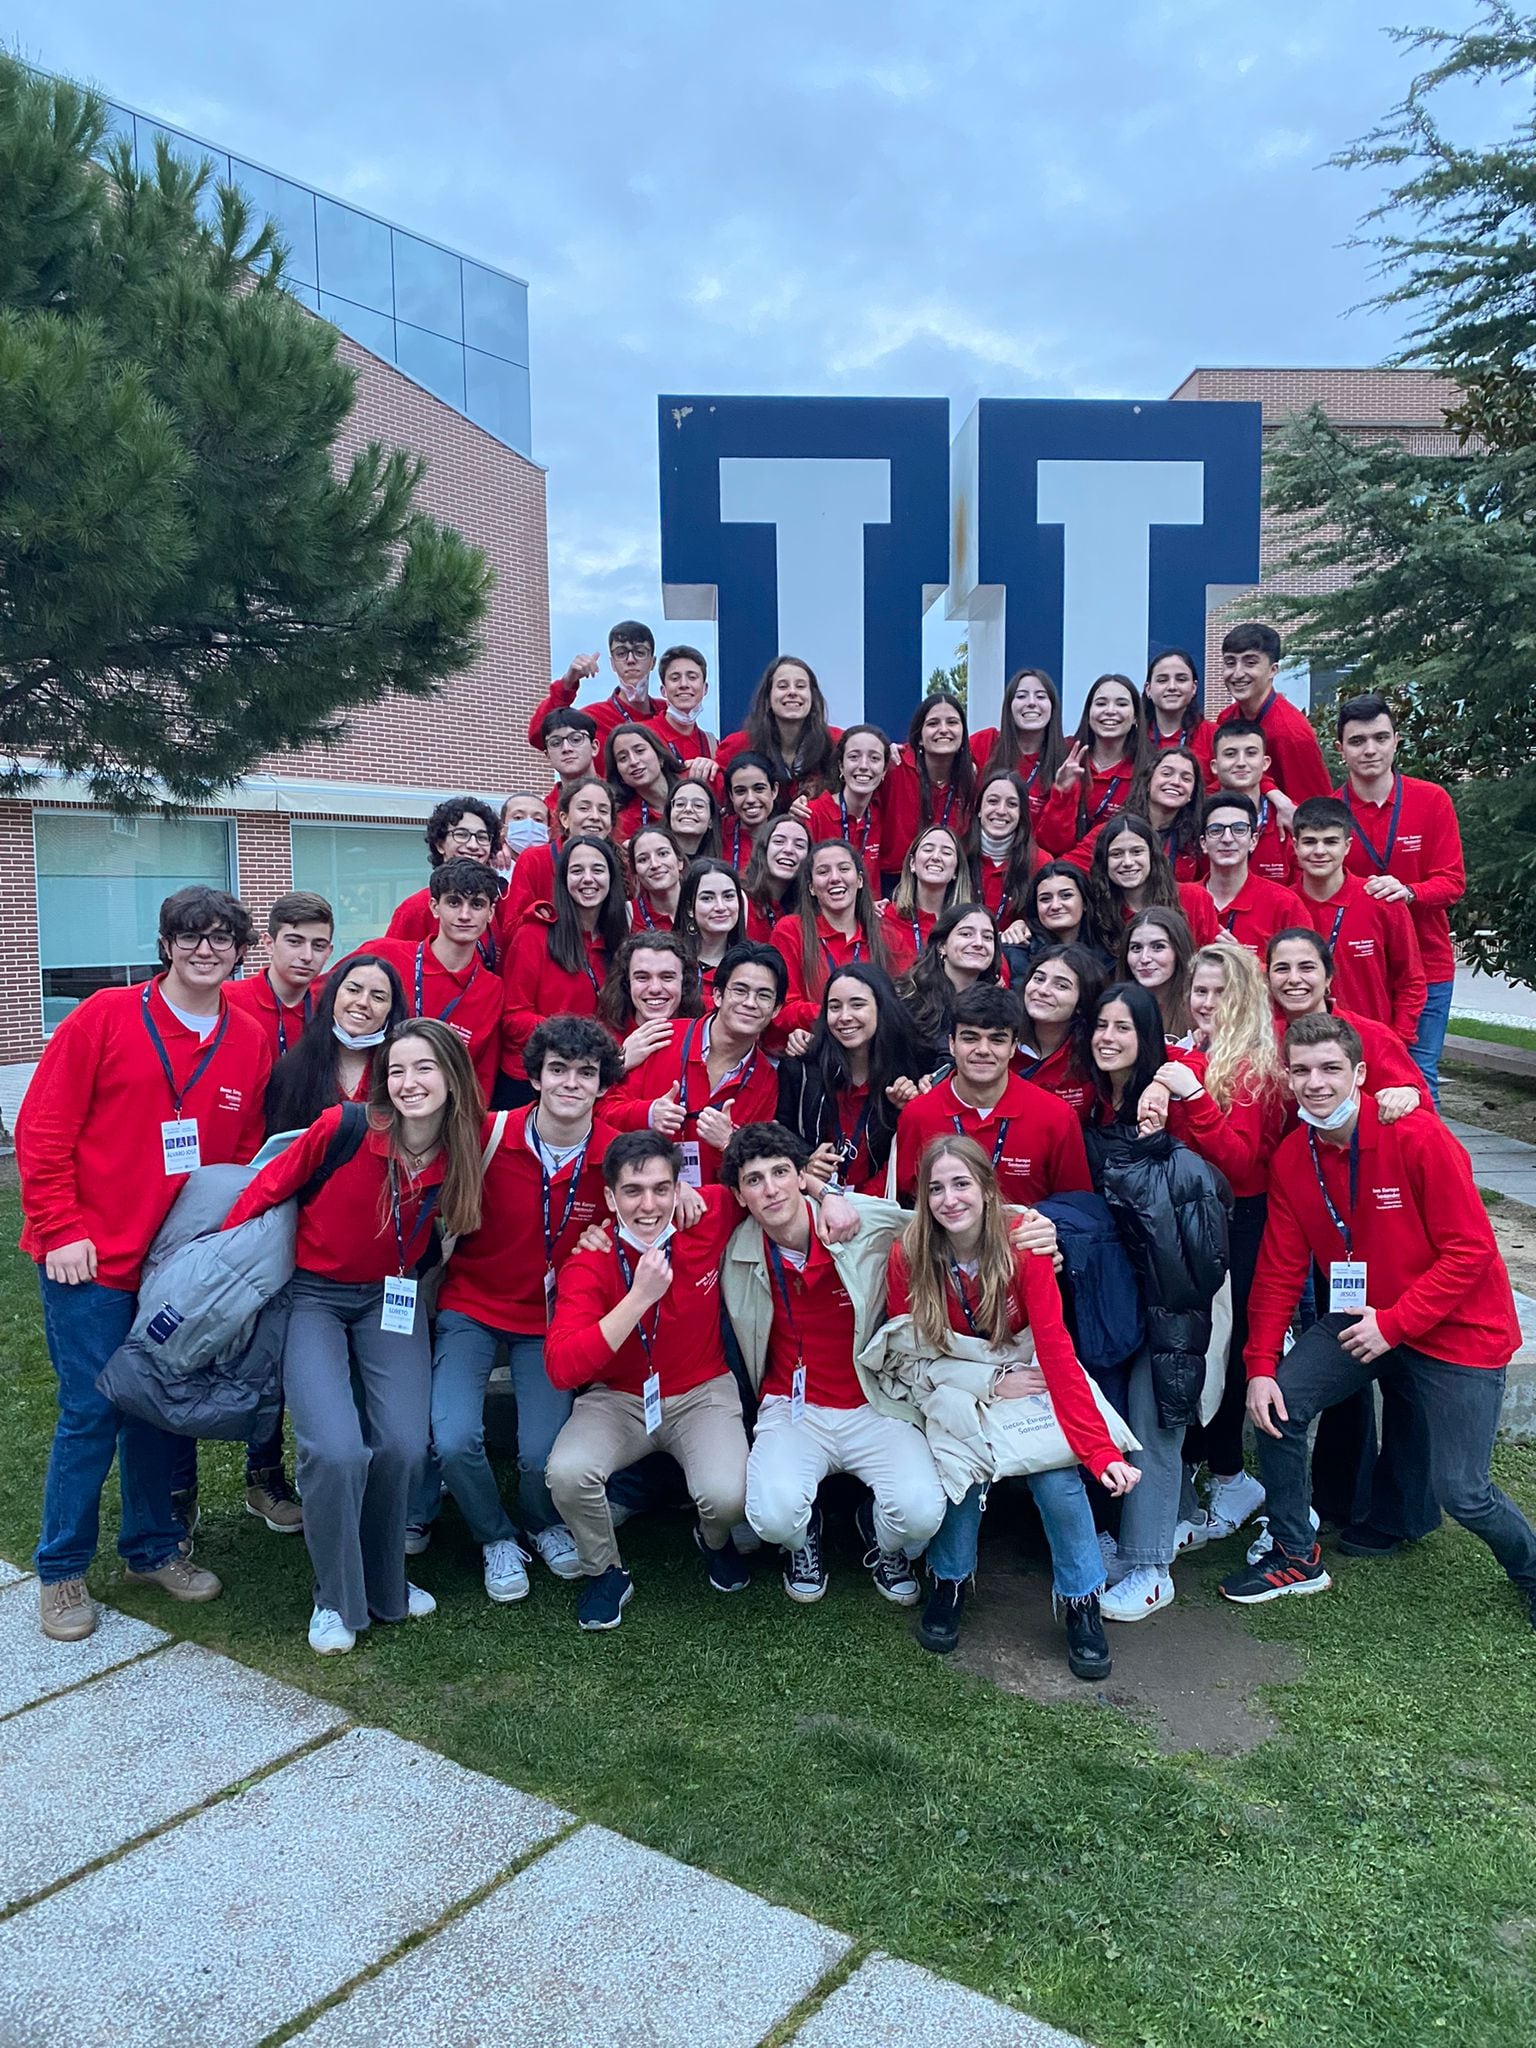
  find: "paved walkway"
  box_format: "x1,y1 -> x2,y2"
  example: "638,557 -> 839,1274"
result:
1447,1117 -> 1536,1208
0,1556 -> 1081,2048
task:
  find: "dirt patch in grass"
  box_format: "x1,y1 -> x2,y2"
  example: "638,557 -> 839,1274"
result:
1441,1065 -> 1536,1145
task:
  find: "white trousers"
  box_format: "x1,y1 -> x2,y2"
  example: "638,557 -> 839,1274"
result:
746,1396 -> 947,1555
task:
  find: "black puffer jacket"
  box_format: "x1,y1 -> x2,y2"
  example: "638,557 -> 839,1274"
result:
1085,1124 -> 1232,1429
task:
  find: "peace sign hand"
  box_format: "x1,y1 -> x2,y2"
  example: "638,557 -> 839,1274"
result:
1053,742 -> 1087,794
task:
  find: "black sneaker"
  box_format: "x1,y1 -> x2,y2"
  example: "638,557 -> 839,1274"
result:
917,1576 -> 967,1655
1060,1592 -> 1112,1681
782,1505 -> 828,1604
1220,1543 -> 1332,1605
854,1498 -> 921,1606
1337,1523 -> 1404,1558
694,1525 -> 750,1593
577,1565 -> 633,1631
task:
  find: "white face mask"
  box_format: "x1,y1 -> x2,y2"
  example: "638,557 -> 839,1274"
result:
333,1021 -> 388,1050
504,817 -> 549,855
1297,1091 -> 1358,1130
617,1218 -> 675,1257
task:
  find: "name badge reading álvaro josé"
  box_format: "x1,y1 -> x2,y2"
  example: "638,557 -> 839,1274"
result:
381,1274 -> 419,1336
161,1118 -> 202,1176
643,1371 -> 663,1435
1329,1261 -> 1367,1315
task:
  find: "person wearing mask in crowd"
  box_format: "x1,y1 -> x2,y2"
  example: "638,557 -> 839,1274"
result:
773,841 -> 908,1034
886,692 -> 978,851
972,666 -> 1066,826
676,858 -> 750,1001
1119,907 -> 1197,1042
807,725 -> 897,884
221,1020 -> 483,1653
1016,945 -> 1105,1119
606,723 -> 679,846
534,708 -> 600,834
1333,693 -> 1466,1102
717,1124 -> 943,1607
1201,795 -> 1309,957
598,932 -> 704,1073
647,644 -> 717,772
406,1015 -> 625,1598
720,751 -> 780,870
1142,648 -> 1216,778
717,655 -> 839,810
885,1136 -> 1141,1667
776,964 -> 926,1194
226,893 -> 336,1064
1208,720 -> 1296,886
386,798 -> 511,963
895,984 -> 1092,1205
627,824 -> 684,935
1088,813 -> 1219,945
506,775 -> 616,923
503,837 -> 628,1097
544,1133 -> 753,1628
664,777 -> 723,865
1036,672 -> 1146,856
525,621 -> 662,751
1220,1013 -> 1536,1627
900,905 -> 1005,1062
608,942 -> 785,1187
19,887 -> 271,1640
881,824 -> 974,961
1214,623 -> 1330,801
970,769 -> 1039,942
499,793 -> 551,879
1265,930 -> 1426,1114
743,815 -> 810,941
1019,862 -> 1118,974
366,859 -> 506,1107
1292,796 -> 1426,1043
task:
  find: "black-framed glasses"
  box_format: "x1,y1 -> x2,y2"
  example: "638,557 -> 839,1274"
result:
170,930 -> 237,954
1204,822 -> 1254,840
611,642 -> 653,661
446,827 -> 493,848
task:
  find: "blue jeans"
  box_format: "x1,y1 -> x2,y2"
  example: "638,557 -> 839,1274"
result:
409,1312 -> 573,1542
927,1468 -> 1106,1599
35,1270 -> 183,1582
1410,977 -> 1454,1106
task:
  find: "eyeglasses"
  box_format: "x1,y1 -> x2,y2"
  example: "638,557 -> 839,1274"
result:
170,930 -> 237,954
725,986 -> 779,1008
1203,822 -> 1253,840
548,731 -> 589,751
611,643 -> 652,661
446,828 -> 493,849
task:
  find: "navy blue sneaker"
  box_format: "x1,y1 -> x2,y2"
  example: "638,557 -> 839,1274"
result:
695,1525 -> 751,1593
577,1565 -> 633,1631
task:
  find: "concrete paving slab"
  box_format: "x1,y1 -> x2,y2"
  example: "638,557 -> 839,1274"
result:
792,1954 -> 1087,2048
295,1825 -> 850,2048
0,1641 -> 347,1909
0,1579 -> 167,1719
0,1557 -> 28,1587
0,1726 -> 570,2048
1446,1119 -> 1536,1205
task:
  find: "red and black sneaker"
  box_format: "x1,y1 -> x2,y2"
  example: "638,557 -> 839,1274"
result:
1220,1543 -> 1332,1606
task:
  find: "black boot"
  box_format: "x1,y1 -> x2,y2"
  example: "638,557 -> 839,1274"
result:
917,1576 -> 967,1655
1062,1592 -> 1111,1681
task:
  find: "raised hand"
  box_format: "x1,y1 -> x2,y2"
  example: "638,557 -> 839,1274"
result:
631,1245 -> 675,1306
565,651 -> 602,684
623,1016 -> 676,1071
649,1081 -> 686,1136
1053,742 -> 1087,794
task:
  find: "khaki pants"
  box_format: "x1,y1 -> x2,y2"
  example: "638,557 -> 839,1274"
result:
545,1374 -> 749,1575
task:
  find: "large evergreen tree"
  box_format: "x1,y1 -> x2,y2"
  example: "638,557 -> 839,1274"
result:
0,58 -> 492,805
1264,3 -> 1536,984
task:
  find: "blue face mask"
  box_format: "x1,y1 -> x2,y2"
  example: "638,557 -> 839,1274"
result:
1297,1091 -> 1358,1130
504,817 -> 549,856
333,1022 -> 387,1050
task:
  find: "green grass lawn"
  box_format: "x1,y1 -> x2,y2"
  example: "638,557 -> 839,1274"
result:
1448,1015 -> 1536,1053
3,1183 -> 1536,2048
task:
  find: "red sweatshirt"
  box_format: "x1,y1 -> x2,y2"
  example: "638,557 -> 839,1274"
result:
1297,873 -> 1425,1042
762,1219 -> 863,1407
886,1241 -> 1122,1476
222,1103 -> 444,1284
882,756 -> 976,853
1148,717 -> 1217,783
1216,692 -> 1331,802
1336,774 -> 1465,985
17,978 -> 271,1291
440,1109 -> 617,1334
718,816 -> 757,872
806,786 -> 896,878
525,673 -> 662,750
607,1017 -> 780,1183
1112,886 -> 1219,948
1272,1004 -> 1427,1105
505,842 -> 555,923
1246,1096 -> 1520,1376
501,912 -> 611,1078
746,897 -> 791,944
629,892 -> 676,936
645,712 -> 716,769
716,727 -> 843,809
1013,1037 -> 1093,1121
1086,1045 -> 1259,1189
966,738 -> 1053,827
385,884 -> 517,968
225,971 -> 321,1064
880,901 -> 938,959
1034,760 -> 1135,857
363,937 -> 503,1106
1204,872 -> 1308,958
1246,795 -> 1298,887
1062,820 -> 1203,884
545,1185 -> 739,1395
894,1073 -> 1092,1204
771,916 -> 915,1035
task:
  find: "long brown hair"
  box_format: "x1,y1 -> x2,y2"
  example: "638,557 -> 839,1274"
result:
982,666 -> 1067,788
369,1019 -> 484,1239
968,767 -> 1038,927
1117,906 -> 1195,1038
742,655 -> 836,799
742,814 -> 810,919
902,1136 -> 1018,1352
794,840 -> 891,1001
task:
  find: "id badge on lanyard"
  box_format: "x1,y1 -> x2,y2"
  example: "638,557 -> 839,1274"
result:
544,1267 -> 558,1322
790,1363 -> 807,1425
160,1118 -> 201,1176
382,1274 -> 419,1335
643,1371 -> 663,1435
680,1138 -> 703,1188
1329,1261 -> 1368,1314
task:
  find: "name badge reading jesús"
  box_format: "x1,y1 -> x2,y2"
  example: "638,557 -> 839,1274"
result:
1329,1261 -> 1367,1315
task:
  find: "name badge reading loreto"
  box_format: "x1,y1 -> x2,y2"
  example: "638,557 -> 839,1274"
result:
161,1119 -> 201,1176
1329,1261 -> 1367,1315
643,1371 -> 663,1435
381,1275 -> 419,1336
680,1139 -> 703,1188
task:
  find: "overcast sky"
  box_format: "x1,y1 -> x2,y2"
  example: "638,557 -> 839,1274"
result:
12,0 -> 1490,678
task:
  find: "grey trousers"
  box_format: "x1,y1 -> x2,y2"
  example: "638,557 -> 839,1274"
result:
1116,1347 -> 1185,1572
282,1272 -> 431,1632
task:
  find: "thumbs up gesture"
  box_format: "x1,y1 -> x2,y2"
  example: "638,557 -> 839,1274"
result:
650,1081 -> 686,1136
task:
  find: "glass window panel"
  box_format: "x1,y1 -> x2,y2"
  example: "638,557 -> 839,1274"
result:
232,161 -> 318,285
99,103 -> 136,162
395,322 -> 465,410
462,262 -> 528,366
315,196 -> 393,313
135,119 -> 219,181
285,282 -> 321,315
392,232 -> 462,341
292,822 -> 421,957
319,293 -> 396,362
465,349 -> 532,454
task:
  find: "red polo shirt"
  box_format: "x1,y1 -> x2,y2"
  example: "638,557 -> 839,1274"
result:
364,936 -> 503,1106
716,728 -> 843,811
966,737 -> 1053,826
761,1218 -> 864,1407
500,913 -> 611,1079
1336,774 -> 1465,985
1034,761 -> 1135,857
882,756 -> 976,854
807,786 -> 895,879
385,885 -> 517,969
607,1017 -> 780,1184
1248,796 -> 1298,887
894,1073 -> 1092,1204
525,675 -> 663,750
1013,1037 -> 1093,1122
1273,1004 -> 1427,1103
1297,874 -> 1426,1042
1217,692 -> 1331,802
880,901 -> 937,959
646,713 -> 716,769
771,916 -> 916,1035
225,971 -> 322,1064
1205,872 -> 1308,958
1246,1096 -> 1520,1377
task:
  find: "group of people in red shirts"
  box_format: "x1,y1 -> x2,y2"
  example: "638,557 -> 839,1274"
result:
17,615 -> 1534,1669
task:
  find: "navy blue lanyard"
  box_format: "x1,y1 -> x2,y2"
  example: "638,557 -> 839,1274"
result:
839,793 -> 875,855
635,893 -> 659,931
725,818 -> 747,869
614,1238 -> 666,1361
532,1115 -> 590,1268
820,935 -> 863,976
1307,1125 -> 1360,1260
948,1260 -> 982,1336
388,1163 -> 441,1276
414,942 -> 480,1024
766,1238 -> 807,1366
954,1110 -> 1010,1167
140,986 -> 228,1116
830,1089 -> 873,1174
928,777 -> 956,829
1327,901 -> 1346,950
1344,775 -> 1404,874
1021,753 -> 1044,793
1085,766 -> 1129,828
273,987 -> 313,1060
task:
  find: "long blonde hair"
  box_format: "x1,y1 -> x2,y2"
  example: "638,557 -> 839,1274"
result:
1190,943 -> 1283,1110
902,1136 -> 1017,1352
369,1019 -> 485,1239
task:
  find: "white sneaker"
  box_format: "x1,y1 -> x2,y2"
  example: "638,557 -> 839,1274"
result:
1205,1470 -> 1266,1541
308,1606 -> 355,1655
483,1539 -> 531,1603
405,1582 -> 437,1619
404,1523 -> 432,1557
530,1526 -> 583,1581
1174,1511 -> 1211,1554
1247,1507 -> 1320,1565
1100,1566 -> 1176,1623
